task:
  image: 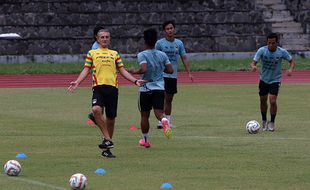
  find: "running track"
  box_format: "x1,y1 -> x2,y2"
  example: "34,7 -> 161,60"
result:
0,71 -> 309,88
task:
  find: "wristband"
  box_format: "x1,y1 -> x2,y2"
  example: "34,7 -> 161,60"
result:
134,80 -> 138,85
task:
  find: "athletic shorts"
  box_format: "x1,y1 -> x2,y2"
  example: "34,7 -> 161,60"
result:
164,77 -> 177,94
92,85 -> 118,118
259,80 -> 281,96
138,90 -> 165,112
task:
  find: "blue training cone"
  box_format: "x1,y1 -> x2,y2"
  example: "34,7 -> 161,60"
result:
160,183 -> 173,189
16,153 -> 27,158
95,168 -> 106,174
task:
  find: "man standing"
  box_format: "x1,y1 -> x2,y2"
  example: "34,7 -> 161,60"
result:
250,33 -> 295,132
129,28 -> 173,148
68,29 -> 144,157
155,21 -> 193,128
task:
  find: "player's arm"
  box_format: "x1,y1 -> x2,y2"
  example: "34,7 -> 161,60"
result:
118,67 -> 145,86
250,60 -> 258,72
181,55 -> 193,81
68,67 -> 90,92
251,48 -> 262,72
129,63 -> 147,74
164,63 -> 173,74
287,59 -> 296,76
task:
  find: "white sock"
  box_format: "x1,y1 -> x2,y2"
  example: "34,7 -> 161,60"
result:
143,133 -> 149,142
166,115 -> 171,122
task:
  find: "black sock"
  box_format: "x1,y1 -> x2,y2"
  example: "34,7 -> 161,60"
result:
270,114 -> 276,123
261,112 -> 267,121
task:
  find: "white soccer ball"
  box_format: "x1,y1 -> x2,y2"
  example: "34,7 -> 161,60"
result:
69,173 -> 87,190
246,120 -> 260,134
4,160 -> 22,176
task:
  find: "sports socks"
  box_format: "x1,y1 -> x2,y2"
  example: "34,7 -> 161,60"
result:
270,114 -> 276,123
261,112 -> 267,121
143,133 -> 149,143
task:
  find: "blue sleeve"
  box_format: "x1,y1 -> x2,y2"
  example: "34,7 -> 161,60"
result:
162,52 -> 171,65
137,52 -> 147,65
282,49 -> 292,61
155,41 -> 161,51
91,41 -> 100,50
253,48 -> 263,62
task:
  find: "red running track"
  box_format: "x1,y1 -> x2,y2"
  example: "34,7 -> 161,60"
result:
0,71 -> 309,88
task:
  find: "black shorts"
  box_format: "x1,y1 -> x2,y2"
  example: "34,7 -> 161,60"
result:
164,77 -> 177,94
138,90 -> 165,112
259,80 -> 281,96
92,85 -> 118,118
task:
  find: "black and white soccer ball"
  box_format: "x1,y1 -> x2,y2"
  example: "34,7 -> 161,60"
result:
69,173 -> 87,190
4,160 -> 21,176
246,120 -> 260,134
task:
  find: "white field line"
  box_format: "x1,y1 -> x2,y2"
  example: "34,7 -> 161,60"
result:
0,174 -> 67,190
173,135 -> 310,141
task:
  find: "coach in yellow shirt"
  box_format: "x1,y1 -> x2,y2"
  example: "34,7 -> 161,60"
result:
68,29 -> 144,158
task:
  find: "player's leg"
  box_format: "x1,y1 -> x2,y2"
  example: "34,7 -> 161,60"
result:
139,92 -> 152,148
153,90 -> 172,139
267,82 -> 280,132
101,116 -> 116,158
259,80 -> 269,131
100,86 -> 118,157
92,105 -> 112,144
158,77 -> 177,128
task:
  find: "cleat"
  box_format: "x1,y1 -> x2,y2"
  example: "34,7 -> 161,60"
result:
98,139 -> 114,149
139,139 -> 151,148
88,112 -> 97,125
267,122 -> 275,132
157,121 -> 163,129
101,149 -> 116,158
262,121 -> 268,131
162,118 -> 172,139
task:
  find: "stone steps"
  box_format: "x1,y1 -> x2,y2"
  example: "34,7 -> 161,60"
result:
256,0 -> 309,51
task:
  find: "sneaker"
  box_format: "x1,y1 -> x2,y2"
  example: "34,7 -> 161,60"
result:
88,112 -> 97,125
101,149 -> 116,158
267,122 -> 275,132
157,121 -> 163,129
262,121 -> 268,131
139,139 -> 151,148
98,139 -> 114,149
162,118 -> 172,139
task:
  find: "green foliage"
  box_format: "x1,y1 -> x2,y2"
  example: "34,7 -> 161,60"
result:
1,85 -> 310,189
0,58 -> 309,74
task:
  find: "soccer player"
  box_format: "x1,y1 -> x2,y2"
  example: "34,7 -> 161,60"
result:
129,28 -> 173,148
87,25 -> 105,124
155,20 -> 193,129
68,29 -> 145,157
91,25 -> 104,50
250,33 -> 295,132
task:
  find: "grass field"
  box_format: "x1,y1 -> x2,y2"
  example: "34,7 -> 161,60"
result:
0,58 -> 309,74
1,84 -> 310,190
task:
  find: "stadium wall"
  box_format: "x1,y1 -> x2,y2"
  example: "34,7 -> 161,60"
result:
0,0 -> 308,63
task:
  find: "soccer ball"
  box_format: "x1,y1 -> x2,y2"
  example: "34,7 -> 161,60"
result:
69,173 -> 87,190
246,120 -> 260,134
4,160 -> 21,176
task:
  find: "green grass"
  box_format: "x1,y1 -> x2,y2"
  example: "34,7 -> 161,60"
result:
0,85 -> 310,190
0,58 -> 309,74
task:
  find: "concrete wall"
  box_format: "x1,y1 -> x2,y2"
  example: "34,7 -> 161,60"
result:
0,0 -> 270,58
284,0 -> 310,33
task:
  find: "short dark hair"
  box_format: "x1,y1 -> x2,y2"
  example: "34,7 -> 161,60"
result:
93,25 -> 105,40
144,28 -> 158,47
267,33 -> 279,42
162,20 -> 176,30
